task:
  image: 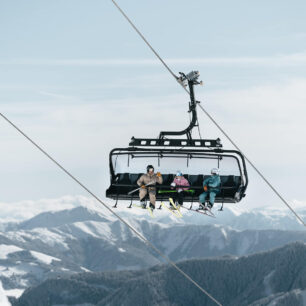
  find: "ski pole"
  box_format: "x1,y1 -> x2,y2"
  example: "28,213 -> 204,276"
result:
158,189 -> 195,194
128,182 -> 154,195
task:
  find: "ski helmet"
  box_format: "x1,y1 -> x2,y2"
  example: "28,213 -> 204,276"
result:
176,171 -> 183,177
147,165 -> 154,172
211,168 -> 219,175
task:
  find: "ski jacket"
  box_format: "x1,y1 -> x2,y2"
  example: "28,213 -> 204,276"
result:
172,177 -> 190,191
137,173 -> 163,192
203,175 -> 221,193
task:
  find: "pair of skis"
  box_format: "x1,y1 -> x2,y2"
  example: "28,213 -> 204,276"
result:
161,198 -> 183,218
130,182 -> 158,217
132,203 -> 156,218
180,205 -> 216,218
132,198 -> 182,218
132,195 -> 215,218
162,198 -> 216,218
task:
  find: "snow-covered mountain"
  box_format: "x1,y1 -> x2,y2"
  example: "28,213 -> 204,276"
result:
1,195 -> 305,231
12,242 -> 306,306
0,196 -> 305,303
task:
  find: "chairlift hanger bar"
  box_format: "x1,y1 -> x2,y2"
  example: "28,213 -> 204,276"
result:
158,71 -> 203,140
130,71 -> 208,146
111,0 -> 204,144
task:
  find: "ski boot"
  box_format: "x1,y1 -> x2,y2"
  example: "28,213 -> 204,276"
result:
149,203 -> 155,210
140,201 -> 146,209
198,203 -> 205,211
205,202 -> 213,213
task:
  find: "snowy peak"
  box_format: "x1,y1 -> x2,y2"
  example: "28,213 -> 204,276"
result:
0,196 -> 305,303
16,206 -> 112,231
2,195 -> 306,231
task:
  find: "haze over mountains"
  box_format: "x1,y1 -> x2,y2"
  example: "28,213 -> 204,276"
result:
1,195 -> 305,230
0,196 -> 305,304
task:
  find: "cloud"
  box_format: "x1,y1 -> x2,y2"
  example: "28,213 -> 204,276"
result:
38,91 -> 76,101
1,52 -> 306,67
0,195 -> 79,223
0,195 -> 175,224
0,77 -> 305,206
200,78 -> 306,169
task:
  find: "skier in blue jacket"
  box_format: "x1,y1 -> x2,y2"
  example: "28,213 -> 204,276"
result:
199,168 -> 221,211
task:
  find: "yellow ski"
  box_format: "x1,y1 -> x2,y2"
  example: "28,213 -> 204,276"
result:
147,206 -> 155,218
169,198 -> 183,217
161,202 -> 182,218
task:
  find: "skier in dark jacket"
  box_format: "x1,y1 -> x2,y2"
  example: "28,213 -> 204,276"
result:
199,168 -> 221,211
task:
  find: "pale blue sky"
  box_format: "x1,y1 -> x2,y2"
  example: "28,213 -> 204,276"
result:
0,0 -> 305,210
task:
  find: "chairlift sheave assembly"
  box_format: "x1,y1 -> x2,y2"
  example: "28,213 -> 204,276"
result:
106,71 -> 249,209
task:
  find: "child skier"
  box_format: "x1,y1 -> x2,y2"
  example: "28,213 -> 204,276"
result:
170,171 -> 190,208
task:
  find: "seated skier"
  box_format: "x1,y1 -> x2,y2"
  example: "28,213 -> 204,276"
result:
170,171 -> 190,208
137,165 -> 163,210
199,168 -> 221,211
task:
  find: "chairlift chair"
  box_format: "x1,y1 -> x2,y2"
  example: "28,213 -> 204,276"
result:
106,71 -> 248,208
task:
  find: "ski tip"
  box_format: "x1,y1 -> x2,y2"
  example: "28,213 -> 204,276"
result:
147,207 -> 155,218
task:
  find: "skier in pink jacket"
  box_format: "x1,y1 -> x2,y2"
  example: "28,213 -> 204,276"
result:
170,171 -> 190,207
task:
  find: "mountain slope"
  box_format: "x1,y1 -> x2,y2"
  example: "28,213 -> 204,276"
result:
12,242 -> 306,306
1,203 -> 306,301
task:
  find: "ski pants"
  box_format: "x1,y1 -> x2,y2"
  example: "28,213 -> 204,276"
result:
139,189 -> 156,205
173,191 -> 184,205
199,191 -> 217,206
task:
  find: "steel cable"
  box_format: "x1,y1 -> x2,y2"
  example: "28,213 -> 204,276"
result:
197,103 -> 306,227
0,112 -> 223,306
111,0 -> 189,94
110,0 -> 306,228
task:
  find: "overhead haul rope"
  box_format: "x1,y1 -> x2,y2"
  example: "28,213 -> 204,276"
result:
197,104 -> 306,227
0,113 -> 222,306
197,118 -> 202,140
111,0 -> 189,94
110,0 -> 306,228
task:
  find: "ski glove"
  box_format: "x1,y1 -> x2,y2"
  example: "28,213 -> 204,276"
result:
141,185 -> 146,189
203,185 -> 208,192
156,172 -> 162,177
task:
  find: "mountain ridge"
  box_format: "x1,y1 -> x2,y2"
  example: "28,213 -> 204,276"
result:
12,242 -> 306,306
0,201 -> 305,302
